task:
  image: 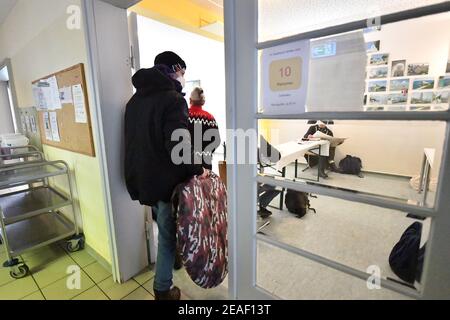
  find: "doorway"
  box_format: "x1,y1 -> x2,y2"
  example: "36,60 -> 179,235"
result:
0,59 -> 18,135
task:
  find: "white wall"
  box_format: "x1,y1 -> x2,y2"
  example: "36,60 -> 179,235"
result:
364,11 -> 450,109
0,81 -> 14,134
0,0 -> 112,263
137,15 -> 226,147
265,120 -> 445,177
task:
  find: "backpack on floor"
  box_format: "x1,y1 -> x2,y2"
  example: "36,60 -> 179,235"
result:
389,222 -> 426,284
172,171 -> 228,289
285,190 -> 312,218
339,155 -> 363,175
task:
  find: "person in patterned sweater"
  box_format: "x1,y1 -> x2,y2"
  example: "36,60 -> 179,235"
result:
188,87 -> 221,170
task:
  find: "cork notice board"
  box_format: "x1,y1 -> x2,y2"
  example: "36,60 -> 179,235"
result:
33,64 -> 95,157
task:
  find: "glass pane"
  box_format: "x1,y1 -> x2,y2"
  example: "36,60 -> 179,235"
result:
258,0 -> 447,42
258,120 -> 445,208
257,241 -> 413,299
258,12 -> 450,113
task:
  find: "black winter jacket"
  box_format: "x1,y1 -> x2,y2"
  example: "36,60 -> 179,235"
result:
125,67 -> 204,206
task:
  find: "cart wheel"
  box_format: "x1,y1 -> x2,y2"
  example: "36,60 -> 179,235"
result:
10,264 -> 29,279
66,239 -> 84,253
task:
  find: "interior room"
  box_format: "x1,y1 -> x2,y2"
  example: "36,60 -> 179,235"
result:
0,0 -> 449,301
254,9 -> 450,299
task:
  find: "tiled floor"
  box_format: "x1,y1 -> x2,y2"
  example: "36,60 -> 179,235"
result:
0,242 -> 157,300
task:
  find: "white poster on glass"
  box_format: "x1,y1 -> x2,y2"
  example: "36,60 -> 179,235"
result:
261,39 -> 310,114
307,31 -> 366,112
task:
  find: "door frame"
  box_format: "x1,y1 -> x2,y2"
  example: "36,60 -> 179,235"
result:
223,0 -> 450,300
0,58 -> 20,133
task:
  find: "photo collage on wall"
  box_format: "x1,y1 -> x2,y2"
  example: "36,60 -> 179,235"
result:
364,40 -> 450,112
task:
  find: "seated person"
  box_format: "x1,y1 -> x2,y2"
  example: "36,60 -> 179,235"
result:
304,120 -> 339,179
258,136 -> 282,219
258,184 -> 281,219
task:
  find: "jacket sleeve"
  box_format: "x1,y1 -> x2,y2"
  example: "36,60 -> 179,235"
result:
162,95 -> 204,177
304,125 -> 316,139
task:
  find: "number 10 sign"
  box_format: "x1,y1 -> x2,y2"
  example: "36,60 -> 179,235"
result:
261,39 -> 310,114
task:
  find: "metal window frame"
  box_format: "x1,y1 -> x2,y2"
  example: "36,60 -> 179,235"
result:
224,0 -> 450,300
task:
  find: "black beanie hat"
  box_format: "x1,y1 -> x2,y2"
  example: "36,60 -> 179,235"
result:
154,51 -> 186,72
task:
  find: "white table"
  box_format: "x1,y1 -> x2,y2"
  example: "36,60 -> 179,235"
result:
419,148 -> 435,206
274,140 -> 330,172
260,140 -> 330,211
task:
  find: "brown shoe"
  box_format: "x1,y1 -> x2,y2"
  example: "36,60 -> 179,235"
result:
154,286 -> 181,300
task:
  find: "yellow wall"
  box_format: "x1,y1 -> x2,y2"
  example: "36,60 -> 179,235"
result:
0,0 -> 111,263
130,0 -> 223,42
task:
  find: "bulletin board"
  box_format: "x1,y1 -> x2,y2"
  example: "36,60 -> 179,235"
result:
32,63 -> 96,157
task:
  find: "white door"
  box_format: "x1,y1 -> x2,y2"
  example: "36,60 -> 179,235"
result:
224,0 -> 450,300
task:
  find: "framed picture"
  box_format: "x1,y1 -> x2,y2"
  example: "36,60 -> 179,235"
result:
412,78 -> 435,90
368,66 -> 388,79
387,93 -> 408,105
438,75 -> 450,89
366,41 -> 380,53
408,63 -> 429,76
368,80 -> 387,92
390,78 -> 410,91
411,92 -> 433,104
184,80 -> 201,103
370,53 -> 389,66
434,91 -> 449,104
391,60 -> 406,77
368,94 -> 388,105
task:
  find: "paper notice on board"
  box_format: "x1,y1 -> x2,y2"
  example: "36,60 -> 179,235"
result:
30,115 -> 37,134
49,112 -> 60,142
47,76 -> 62,110
43,112 -> 53,141
24,115 -> 31,133
72,84 -> 87,123
32,84 -> 48,110
59,86 -> 73,104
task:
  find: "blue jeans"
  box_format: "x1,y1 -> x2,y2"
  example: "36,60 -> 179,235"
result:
152,201 -> 176,291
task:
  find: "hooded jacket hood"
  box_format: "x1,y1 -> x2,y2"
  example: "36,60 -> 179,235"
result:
132,66 -> 183,95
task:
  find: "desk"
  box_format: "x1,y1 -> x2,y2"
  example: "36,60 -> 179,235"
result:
419,148 -> 435,206
274,140 -> 330,173
261,140 -> 330,210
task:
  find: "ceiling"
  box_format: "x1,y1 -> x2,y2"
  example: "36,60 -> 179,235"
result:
190,0 -> 223,16
0,0 -> 16,26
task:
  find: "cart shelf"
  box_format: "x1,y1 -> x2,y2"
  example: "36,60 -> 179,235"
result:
0,186 -> 71,225
0,162 -> 67,189
0,159 -> 83,279
1,212 -> 75,256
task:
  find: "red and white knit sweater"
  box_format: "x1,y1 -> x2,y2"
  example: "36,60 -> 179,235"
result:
188,105 -> 221,170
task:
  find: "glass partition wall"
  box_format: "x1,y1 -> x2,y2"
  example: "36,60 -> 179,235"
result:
224,0 -> 450,300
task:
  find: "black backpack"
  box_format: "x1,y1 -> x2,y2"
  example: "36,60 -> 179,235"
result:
339,155 -> 363,175
389,222 -> 426,284
285,190 -> 312,218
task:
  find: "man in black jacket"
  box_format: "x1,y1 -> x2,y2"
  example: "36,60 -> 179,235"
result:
125,51 -> 205,300
304,120 -> 339,178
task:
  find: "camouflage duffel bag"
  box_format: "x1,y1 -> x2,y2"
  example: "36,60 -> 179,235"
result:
172,171 -> 228,289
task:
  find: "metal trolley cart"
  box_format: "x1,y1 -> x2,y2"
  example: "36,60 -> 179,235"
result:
0,161 -> 85,279
0,145 -> 45,168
